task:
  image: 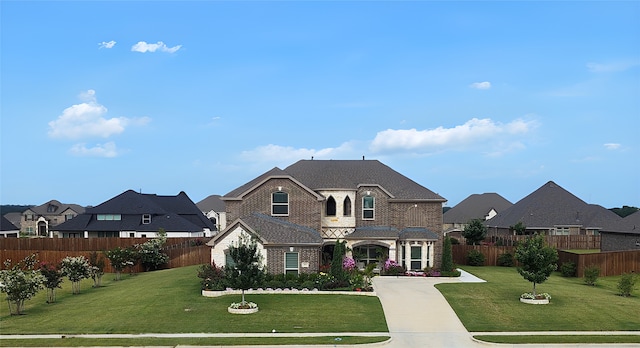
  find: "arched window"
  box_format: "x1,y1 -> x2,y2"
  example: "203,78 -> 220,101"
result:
343,196 -> 352,216
326,196 -> 336,216
272,191 -> 289,216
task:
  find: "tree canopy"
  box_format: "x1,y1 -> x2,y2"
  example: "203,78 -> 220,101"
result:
225,233 -> 265,305
463,219 -> 487,245
515,234 -> 558,295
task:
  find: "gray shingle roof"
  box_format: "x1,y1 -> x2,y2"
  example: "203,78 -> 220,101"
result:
221,213 -> 323,245
346,226 -> 400,239
225,160 -> 445,202
30,200 -> 85,215
602,210 -> 640,234
1,216 -> 19,231
197,195 -> 225,212
485,181 -> 622,229
55,190 -> 215,232
399,227 -> 439,240
443,193 -> 512,223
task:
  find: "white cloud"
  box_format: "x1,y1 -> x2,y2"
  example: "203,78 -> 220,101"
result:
98,41 -> 116,49
370,118 -> 537,155
48,90 -> 150,140
69,142 -> 119,158
586,60 -> 639,73
604,143 -> 621,150
240,143 -> 355,165
470,81 -> 491,90
131,41 -> 182,53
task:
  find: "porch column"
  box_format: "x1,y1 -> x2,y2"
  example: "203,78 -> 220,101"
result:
389,241 -> 397,263
83,231 -> 88,238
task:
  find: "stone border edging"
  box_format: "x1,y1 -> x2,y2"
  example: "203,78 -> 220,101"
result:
519,298 -> 549,305
203,288 -> 377,297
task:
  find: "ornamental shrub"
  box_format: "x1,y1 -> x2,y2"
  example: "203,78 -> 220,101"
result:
300,280 -> 316,290
583,265 -> 600,286
88,251 -> 106,287
466,249 -> 485,266
60,256 -> 92,294
105,246 -> 137,280
39,262 -> 64,303
560,261 -> 577,277
497,253 -> 514,267
441,236 -> 454,272
0,254 -> 44,315
136,234 -> 169,271
197,262 -> 227,290
617,273 -> 637,297
382,259 -> 404,276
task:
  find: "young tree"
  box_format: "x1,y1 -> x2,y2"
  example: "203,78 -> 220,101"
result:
515,234 -> 558,296
136,232 -> 169,272
88,251 -> 106,287
105,247 -> 136,280
225,233 -> 265,306
60,256 -> 92,294
0,254 -> 44,315
463,219 -> 487,245
39,262 -> 64,303
441,236 -> 454,272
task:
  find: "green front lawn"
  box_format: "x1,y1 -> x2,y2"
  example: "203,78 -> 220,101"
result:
0,265 -> 388,335
437,266 -> 640,332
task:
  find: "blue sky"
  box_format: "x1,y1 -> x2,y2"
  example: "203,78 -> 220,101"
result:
1,1 -> 639,209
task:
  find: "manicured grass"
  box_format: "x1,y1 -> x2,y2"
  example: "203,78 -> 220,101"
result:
474,335 -> 640,344
0,265 -> 388,335
436,266 -> 640,332
563,249 -> 601,254
0,336 -> 390,347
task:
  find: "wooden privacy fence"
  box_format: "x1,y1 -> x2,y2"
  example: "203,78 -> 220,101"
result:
453,245 -> 640,277
558,250 -> 640,277
0,237 -> 211,273
487,235 -> 601,249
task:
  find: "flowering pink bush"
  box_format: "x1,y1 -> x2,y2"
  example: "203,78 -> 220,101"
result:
383,259 -> 398,270
342,257 -> 356,271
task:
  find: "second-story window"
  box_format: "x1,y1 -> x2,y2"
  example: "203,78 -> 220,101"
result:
142,214 -> 152,224
326,196 -> 336,216
272,191 -> 289,216
343,196 -> 352,216
362,196 -> 375,220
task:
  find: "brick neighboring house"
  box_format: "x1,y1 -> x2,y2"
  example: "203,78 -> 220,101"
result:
443,193 -> 512,241
485,181 -> 622,236
1,216 -> 20,238
54,190 -> 216,238
207,159 -> 446,274
20,200 -> 85,237
600,211 -> 640,251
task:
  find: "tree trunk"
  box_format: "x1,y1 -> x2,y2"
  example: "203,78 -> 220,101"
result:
241,289 -> 246,305
532,282 -> 537,296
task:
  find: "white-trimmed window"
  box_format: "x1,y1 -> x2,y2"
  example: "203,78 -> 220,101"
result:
555,227 -> 570,235
362,196 -> 375,220
65,214 -> 75,221
410,246 -> 422,270
285,252 -> 299,275
343,196 -> 352,216
97,214 -> 121,221
142,214 -> 151,224
272,191 -> 289,216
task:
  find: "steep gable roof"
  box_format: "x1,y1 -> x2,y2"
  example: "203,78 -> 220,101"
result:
284,160 -> 445,201
443,193 -> 512,223
197,195 -> 225,212
486,181 -> 622,229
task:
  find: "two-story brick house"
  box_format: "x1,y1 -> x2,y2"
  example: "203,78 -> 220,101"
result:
207,159 -> 446,274
20,200 -> 85,237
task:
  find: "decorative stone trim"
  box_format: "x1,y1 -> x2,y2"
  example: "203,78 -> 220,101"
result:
228,306 -> 259,314
203,288 -> 377,298
520,298 -> 549,305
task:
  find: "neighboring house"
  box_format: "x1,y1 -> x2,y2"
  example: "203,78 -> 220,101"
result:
207,159 -> 446,274
196,194 -> 227,232
1,216 -> 20,238
54,190 -> 216,238
485,181 -> 622,236
443,193 -> 512,240
20,200 -> 85,237
600,211 -> 640,251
